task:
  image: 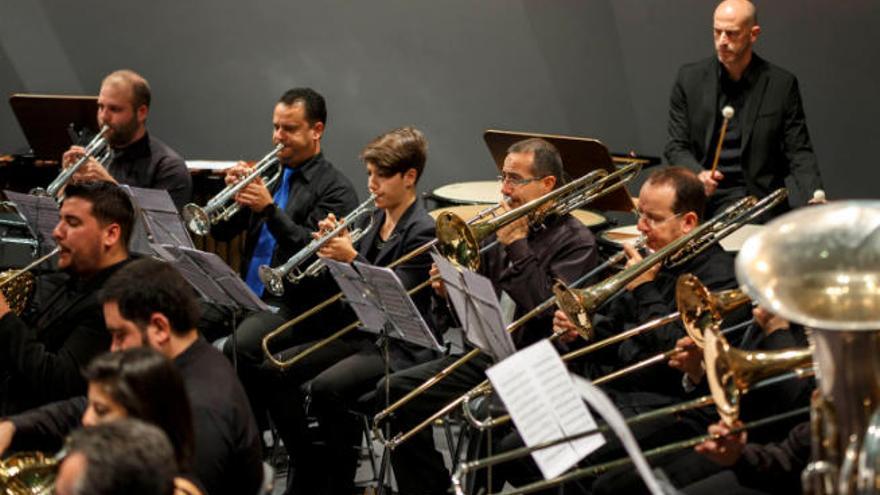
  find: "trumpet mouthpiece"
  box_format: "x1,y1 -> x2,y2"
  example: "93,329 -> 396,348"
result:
722,106 -> 735,119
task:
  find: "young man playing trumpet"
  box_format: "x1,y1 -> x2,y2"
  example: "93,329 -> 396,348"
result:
261,126 -> 437,494
379,138 -> 598,495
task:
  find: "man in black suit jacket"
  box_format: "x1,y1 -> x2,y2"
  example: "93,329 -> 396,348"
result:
0,181 -> 133,415
665,0 -> 823,217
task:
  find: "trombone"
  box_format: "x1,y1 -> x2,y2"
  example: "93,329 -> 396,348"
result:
452,326 -> 813,495
262,163 -> 641,369
258,193 -> 377,296
378,191 -> 785,448
554,188 -> 789,339
182,143 -> 284,236
31,125 -> 111,199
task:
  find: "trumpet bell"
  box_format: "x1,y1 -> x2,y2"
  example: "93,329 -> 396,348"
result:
259,265 -> 285,297
435,211 -> 481,271
182,204 -> 210,237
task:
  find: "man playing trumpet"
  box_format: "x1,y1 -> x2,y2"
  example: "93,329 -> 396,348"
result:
60,70 -> 191,210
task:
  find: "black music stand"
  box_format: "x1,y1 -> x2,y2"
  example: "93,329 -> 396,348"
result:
121,186 -> 194,255
483,130 -> 636,213
2,190 -> 58,259
9,94 -> 99,163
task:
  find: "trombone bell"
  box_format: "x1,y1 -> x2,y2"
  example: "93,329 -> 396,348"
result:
676,274 -> 750,347
435,211 -> 481,271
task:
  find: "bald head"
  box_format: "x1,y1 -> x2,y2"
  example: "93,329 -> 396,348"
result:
713,0 -> 760,79
714,0 -> 757,27
101,69 -> 151,109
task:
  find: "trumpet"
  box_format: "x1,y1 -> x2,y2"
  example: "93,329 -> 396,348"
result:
555,188 -> 788,339
182,143 -> 284,236
258,194 -> 377,296
262,164 -> 640,369
0,247 -> 61,316
31,125 -> 111,199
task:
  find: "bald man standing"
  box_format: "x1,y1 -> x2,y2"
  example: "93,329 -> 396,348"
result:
665,0 -> 822,218
61,69 -> 192,210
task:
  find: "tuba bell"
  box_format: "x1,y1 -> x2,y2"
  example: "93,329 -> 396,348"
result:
736,201 -> 880,494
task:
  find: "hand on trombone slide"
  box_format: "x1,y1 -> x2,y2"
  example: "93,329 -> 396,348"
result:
694,419 -> 747,467
315,213 -> 357,263
62,146 -> 115,184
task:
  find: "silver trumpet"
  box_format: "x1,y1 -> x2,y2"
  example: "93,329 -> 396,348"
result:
258,194 -> 377,296
182,143 -> 284,236
32,125 -> 111,198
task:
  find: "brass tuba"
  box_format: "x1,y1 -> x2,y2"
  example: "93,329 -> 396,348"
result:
735,201 -> 880,494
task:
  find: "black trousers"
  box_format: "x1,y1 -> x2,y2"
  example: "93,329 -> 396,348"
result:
264,333 -> 387,495
376,353 -> 493,495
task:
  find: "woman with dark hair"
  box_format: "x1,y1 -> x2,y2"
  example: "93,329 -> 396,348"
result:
81,347 -> 196,476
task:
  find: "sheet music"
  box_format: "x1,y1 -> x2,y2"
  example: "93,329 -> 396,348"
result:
324,259 -> 387,331
355,261 -> 442,351
487,340 -> 604,480
431,252 -> 514,360
572,376 -> 664,495
461,270 -> 515,360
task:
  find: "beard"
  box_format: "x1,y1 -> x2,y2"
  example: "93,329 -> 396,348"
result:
106,117 -> 140,148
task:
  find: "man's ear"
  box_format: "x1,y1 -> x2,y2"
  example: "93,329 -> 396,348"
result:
681,211 -> 699,233
148,312 -> 173,344
403,168 -> 418,188
103,223 -> 121,249
541,175 -> 557,194
310,121 -> 325,141
136,104 -> 149,126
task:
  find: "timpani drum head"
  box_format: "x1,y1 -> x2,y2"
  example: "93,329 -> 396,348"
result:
431,181 -> 501,205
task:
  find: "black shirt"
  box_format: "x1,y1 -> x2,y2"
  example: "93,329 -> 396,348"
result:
108,132 -> 192,210
0,259 -> 130,415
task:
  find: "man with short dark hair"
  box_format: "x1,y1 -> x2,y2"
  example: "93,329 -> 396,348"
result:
381,138 -> 598,495
0,181 -> 133,415
54,419 -> 177,495
0,259 -> 263,495
665,0 -> 823,217
61,69 -> 192,210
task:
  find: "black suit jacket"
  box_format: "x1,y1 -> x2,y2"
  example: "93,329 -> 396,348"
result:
0,259 -> 130,415
665,55 -> 823,207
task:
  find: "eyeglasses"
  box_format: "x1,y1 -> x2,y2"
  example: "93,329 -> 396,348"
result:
497,173 -> 546,187
633,208 -> 682,228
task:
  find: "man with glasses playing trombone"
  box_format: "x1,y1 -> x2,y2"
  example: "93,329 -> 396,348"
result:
378,138 -> 598,495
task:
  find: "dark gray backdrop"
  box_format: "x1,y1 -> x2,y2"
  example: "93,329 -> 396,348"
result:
1,0 -> 877,200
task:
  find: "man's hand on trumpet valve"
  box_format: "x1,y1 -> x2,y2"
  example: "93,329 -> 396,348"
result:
553,309 -> 581,344
316,213 -> 357,263
63,146 -> 116,184
234,177 -> 273,213
695,419 -> 747,466
668,336 -> 704,385
623,243 -> 661,291
698,169 -> 724,197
